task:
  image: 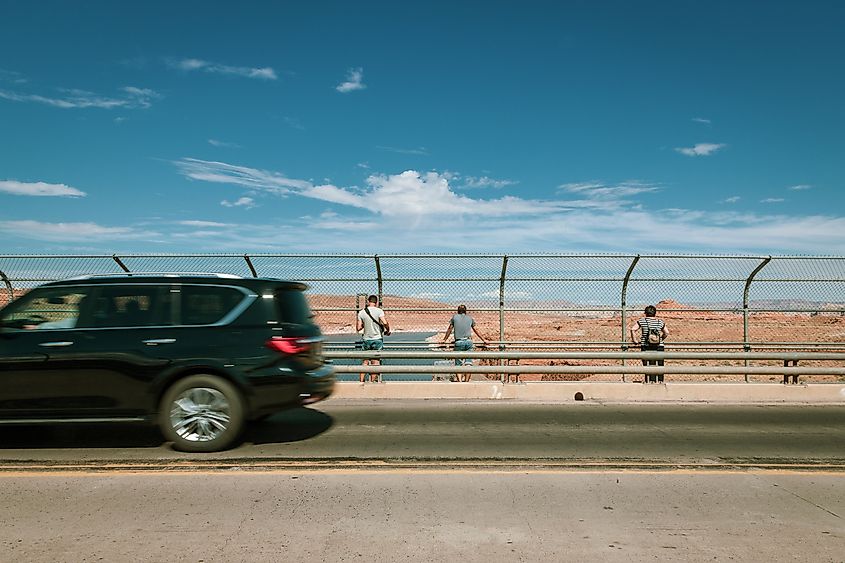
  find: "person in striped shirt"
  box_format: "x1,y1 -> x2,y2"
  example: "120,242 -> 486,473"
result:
629,305 -> 669,383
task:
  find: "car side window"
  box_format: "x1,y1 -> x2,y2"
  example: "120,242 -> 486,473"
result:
89,285 -> 172,328
178,285 -> 245,325
0,287 -> 93,330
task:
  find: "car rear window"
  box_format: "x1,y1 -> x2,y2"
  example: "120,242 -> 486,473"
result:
180,285 -> 246,325
274,289 -> 313,323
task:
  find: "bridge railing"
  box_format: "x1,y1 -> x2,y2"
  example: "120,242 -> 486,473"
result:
325,350 -> 845,383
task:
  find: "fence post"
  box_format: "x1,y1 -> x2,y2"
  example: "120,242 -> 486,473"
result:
0,270 -> 13,305
743,256 -> 772,382
243,254 -> 258,277
374,255 -> 383,306
620,255 -> 640,382
112,255 -> 130,273
499,255 -> 509,382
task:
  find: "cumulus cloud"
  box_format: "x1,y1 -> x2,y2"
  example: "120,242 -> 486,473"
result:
167,158 -> 845,254
0,180 -> 86,197
760,198 -> 785,203
692,117 -> 711,125
168,58 -> 277,80
788,184 -> 813,191
675,143 -> 726,156
0,85 -> 160,109
721,196 -> 741,203
336,67 -> 365,92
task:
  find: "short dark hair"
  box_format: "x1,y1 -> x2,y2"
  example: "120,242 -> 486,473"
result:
368,295 -> 379,304
644,305 -> 657,317
457,304 -> 467,314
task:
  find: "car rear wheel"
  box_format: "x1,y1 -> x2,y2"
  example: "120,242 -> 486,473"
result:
159,374 -> 245,452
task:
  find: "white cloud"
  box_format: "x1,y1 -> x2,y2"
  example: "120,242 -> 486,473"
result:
376,145 -> 428,155
208,139 -> 241,148
722,196 -> 741,203
221,197 -> 256,208
788,184 -> 813,191
692,117 -> 711,125
177,220 -> 231,227
336,67 -> 365,92
0,220 -> 149,242
675,143 -> 726,156
175,158 -> 311,192
0,85 -> 159,109
0,69 -> 27,84
0,180 -> 86,197
168,159 -> 845,254
168,58 -> 277,80
760,198 -> 785,203
461,176 -> 519,189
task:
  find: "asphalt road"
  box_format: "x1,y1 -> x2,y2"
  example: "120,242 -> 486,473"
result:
0,401 -> 844,466
2,402 -> 844,562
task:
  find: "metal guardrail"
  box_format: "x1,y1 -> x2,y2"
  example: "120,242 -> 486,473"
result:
326,350 -> 845,382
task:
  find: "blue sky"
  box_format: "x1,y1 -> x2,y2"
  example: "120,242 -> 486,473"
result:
1,0 -> 843,254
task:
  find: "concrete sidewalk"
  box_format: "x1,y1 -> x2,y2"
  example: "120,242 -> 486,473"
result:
333,381 -> 845,403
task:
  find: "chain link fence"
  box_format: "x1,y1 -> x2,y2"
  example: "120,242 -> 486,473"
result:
1,254 -> 844,383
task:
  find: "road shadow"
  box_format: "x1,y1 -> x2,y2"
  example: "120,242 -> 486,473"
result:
0,407 -> 334,450
245,408 -> 334,445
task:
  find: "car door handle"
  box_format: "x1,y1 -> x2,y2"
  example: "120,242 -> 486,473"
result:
38,341 -> 74,348
143,338 -> 176,346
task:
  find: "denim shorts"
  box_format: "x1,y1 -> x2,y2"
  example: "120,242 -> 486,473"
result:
362,338 -> 384,351
454,338 -> 474,365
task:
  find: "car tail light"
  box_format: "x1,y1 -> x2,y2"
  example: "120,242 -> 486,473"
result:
266,337 -> 311,355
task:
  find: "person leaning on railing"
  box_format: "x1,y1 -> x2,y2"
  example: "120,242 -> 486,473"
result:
442,304 -> 489,382
629,304 -> 669,384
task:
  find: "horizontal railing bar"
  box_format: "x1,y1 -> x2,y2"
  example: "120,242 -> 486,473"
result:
326,351 -> 845,361
331,365 -> 845,375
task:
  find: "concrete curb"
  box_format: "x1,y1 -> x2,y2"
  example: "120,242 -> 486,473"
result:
333,382 -> 845,403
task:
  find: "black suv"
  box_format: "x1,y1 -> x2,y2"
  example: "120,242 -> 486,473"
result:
0,274 -> 334,452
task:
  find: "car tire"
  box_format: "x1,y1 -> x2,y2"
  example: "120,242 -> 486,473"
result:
159,374 -> 245,452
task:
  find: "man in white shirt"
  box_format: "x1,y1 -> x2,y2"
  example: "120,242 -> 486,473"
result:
356,295 -> 390,383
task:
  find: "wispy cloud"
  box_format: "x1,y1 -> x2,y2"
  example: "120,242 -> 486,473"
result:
0,85 -> 159,109
691,117 -> 711,125
760,198 -> 785,203
0,220 -> 151,242
282,116 -> 305,130
721,196 -> 741,203
175,158 -> 311,193
556,181 -> 660,210
168,58 -> 277,80
336,67 -> 365,93
221,197 -> 256,208
376,145 -> 429,155
208,139 -> 241,149
0,180 -> 86,197
0,68 -> 27,84
788,184 -> 813,191
177,220 -> 231,228
460,176 -> 519,189
675,143 -> 726,157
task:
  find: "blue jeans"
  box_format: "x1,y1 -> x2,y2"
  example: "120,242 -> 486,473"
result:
454,338 -> 474,366
362,339 -> 384,351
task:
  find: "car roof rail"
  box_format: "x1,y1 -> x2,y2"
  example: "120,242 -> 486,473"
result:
63,272 -> 246,281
